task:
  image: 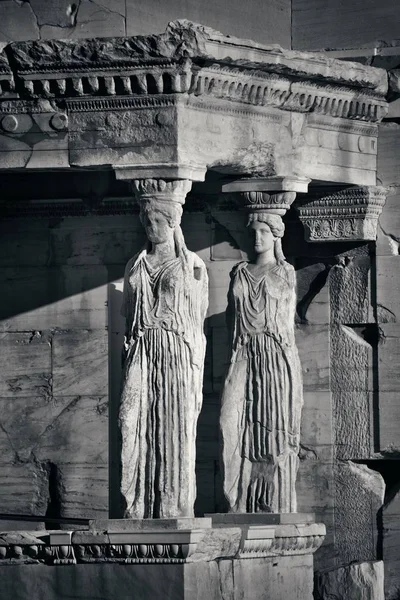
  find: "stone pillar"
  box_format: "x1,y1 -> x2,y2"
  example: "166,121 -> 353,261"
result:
219,176 -> 308,515
118,177 -> 209,519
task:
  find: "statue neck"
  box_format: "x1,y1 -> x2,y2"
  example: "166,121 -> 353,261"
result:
149,239 -> 176,260
254,247 -> 275,266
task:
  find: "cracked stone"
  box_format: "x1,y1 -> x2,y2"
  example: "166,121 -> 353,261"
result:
0,1 -> 39,42
316,561 -> 384,600
335,462 -> 384,565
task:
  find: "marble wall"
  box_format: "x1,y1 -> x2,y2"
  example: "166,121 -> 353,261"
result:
0,0 -> 291,47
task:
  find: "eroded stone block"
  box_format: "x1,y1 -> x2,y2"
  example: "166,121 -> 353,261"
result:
0,332 -> 51,398
295,324 -> 330,391
335,462 -> 384,565
316,560 -> 384,600
52,330 -> 108,395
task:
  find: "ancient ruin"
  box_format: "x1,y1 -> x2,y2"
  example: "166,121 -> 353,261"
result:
0,11 -> 399,600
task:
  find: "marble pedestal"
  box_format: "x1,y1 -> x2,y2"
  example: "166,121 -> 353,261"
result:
0,515 -> 325,600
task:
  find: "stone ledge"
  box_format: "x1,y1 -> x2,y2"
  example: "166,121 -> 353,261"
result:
0,516 -> 325,566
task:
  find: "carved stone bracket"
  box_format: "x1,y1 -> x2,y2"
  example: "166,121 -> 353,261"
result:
132,178 -> 192,205
296,185 -> 388,242
222,176 -> 310,215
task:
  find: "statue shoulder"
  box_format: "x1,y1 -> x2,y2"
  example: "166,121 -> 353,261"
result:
124,249 -> 146,275
230,261 -> 247,279
278,261 -> 295,283
188,250 -> 206,269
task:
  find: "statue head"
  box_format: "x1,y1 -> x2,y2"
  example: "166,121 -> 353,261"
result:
139,200 -> 183,245
247,212 -> 285,263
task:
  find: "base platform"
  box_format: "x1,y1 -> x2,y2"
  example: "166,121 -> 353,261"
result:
0,514 -> 326,599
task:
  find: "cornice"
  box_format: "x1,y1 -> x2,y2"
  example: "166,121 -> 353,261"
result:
0,21 -> 388,123
296,186 -> 388,242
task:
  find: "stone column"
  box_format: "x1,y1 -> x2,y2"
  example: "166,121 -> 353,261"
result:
118,178 -> 209,519
219,176 -> 308,514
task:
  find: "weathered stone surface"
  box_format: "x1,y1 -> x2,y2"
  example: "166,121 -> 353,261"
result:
0,266 -> 108,331
295,260 -> 330,325
331,324 -> 374,459
378,392 -> 400,452
316,560 -> 384,600
376,256 -> 400,322
295,325 -> 330,391
383,487 -> 400,600
119,179 -> 208,519
0,332 -> 51,398
297,187 -> 387,243
378,323 -> 400,392
220,211 -> 303,513
335,462 -> 384,565
52,330 -> 108,395
329,251 -> 372,324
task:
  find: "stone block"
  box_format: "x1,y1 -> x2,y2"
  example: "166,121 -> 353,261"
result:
296,260 -> 330,325
334,462 -> 384,565
0,332 -> 51,398
378,392 -> 400,452
383,488 -> 400,600
316,561 -> 384,600
52,331 -> 108,395
0,266 -> 108,331
0,223 -> 49,267
329,255 -> 372,324
301,390 -> 333,451
334,391 -> 373,460
0,1 -> 39,42
0,463 -> 48,518
35,396 -> 108,464
50,217 -> 145,266
376,256 -> 400,322
126,0 -> 291,47
38,0 -> 126,40
0,395 -> 76,463
378,123 -> 400,186
376,187 -> 400,257
228,555 -> 314,599
331,323 -> 374,393
293,0 -> 400,50
295,324 -> 330,391
378,323 -> 400,392
207,261 -> 238,322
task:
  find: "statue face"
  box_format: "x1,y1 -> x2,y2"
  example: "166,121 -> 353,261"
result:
141,210 -> 174,244
249,220 -> 275,255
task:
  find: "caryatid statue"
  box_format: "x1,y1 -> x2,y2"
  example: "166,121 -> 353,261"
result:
220,191 -> 303,514
119,179 -> 208,519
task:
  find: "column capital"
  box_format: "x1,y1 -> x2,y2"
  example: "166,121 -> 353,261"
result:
221,176 -> 310,215
132,178 -> 192,205
296,185 -> 389,242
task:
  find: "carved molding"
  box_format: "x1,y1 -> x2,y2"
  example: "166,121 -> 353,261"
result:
0,21 -> 387,123
296,186 -> 388,242
239,523 -> 326,559
132,178 -> 192,204
241,191 -> 297,215
0,521 -> 325,565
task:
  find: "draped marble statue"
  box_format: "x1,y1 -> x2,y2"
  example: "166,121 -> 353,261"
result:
119,179 -> 208,519
220,211 -> 303,514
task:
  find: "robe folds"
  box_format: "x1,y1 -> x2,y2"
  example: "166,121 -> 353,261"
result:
220,261 -> 303,513
119,249 -> 208,518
